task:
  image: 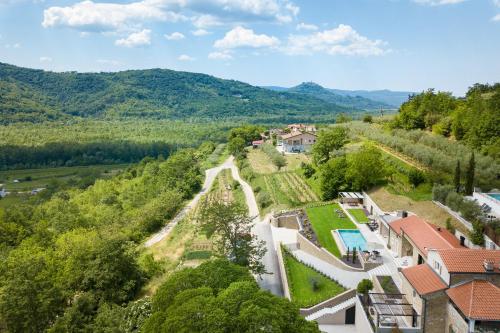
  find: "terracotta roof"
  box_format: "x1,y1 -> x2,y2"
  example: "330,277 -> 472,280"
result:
446,280 -> 500,321
281,132 -> 317,140
389,215 -> 462,256
437,248 -> 500,273
402,264 -> 447,295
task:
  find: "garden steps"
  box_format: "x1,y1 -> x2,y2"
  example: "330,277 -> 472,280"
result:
305,297 -> 356,321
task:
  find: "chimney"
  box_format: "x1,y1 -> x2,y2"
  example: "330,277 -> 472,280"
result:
484,259 -> 494,272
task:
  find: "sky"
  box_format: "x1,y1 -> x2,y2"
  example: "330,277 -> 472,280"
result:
0,0 -> 499,95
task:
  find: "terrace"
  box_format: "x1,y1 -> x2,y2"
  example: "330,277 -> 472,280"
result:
359,293 -> 421,332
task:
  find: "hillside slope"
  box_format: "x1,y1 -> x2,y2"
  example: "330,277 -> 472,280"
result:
0,63 -> 352,124
288,82 -> 394,110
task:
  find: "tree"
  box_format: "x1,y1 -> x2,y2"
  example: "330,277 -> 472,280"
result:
357,279 -> 374,303
465,152 -> 475,195
408,169 -> 425,188
143,261 -> 319,333
312,127 -> 349,165
470,221 -> 485,246
345,144 -> 386,191
228,137 -> 246,157
320,157 -> 348,201
198,200 -> 267,275
362,114 -> 373,123
454,160 -> 461,193
336,113 -> 352,123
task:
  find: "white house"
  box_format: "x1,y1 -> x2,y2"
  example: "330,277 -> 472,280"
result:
280,132 -> 317,153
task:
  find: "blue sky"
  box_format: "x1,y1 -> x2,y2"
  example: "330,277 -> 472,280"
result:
0,0 -> 499,95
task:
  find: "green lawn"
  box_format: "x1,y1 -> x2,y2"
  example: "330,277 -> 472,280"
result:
306,204 -> 357,257
348,209 -> 369,223
283,248 -> 345,308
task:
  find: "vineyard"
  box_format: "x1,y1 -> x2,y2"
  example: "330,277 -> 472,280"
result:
262,171 -> 319,207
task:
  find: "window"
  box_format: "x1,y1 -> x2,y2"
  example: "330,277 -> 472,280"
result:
413,290 -> 416,298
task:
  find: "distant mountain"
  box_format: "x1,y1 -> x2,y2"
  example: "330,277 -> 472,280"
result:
0,63 -> 356,124
328,88 -> 413,108
264,83 -> 413,108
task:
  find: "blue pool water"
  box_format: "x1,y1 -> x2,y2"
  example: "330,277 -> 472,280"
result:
487,193 -> 500,201
338,229 -> 367,251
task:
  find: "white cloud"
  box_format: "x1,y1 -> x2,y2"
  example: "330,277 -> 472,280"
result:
192,28 -> 211,36
191,14 -> 222,28
178,54 -> 195,61
285,24 -> 388,56
42,0 -> 299,33
39,56 -> 52,62
115,29 -> 151,47
42,0 -> 186,31
164,31 -> 185,40
493,13 -> 500,21
214,26 -> 279,49
296,22 -> 318,31
412,0 -> 467,5
208,50 -> 233,60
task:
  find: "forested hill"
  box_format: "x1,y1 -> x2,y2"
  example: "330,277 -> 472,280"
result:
287,82 -> 394,110
0,62 -> 352,124
264,82 -> 413,109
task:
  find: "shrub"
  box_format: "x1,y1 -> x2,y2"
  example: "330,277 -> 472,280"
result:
301,162 -> 316,179
432,184 -> 454,203
408,169 -> 425,187
470,221 -> 485,246
362,115 -> 373,123
357,279 -> 373,294
445,192 -> 463,212
257,192 -> 272,209
308,276 -> 322,292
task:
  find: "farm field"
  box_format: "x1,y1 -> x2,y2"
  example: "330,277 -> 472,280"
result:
348,209 -> 369,223
367,187 -> 467,234
247,147 -> 311,174
306,204 -> 357,257
282,247 -> 345,308
0,164 -> 129,192
245,147 -> 319,214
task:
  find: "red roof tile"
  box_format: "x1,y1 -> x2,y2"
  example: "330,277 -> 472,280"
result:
402,264 -> 447,295
389,216 -> 462,256
437,248 -> 500,273
446,280 -> 500,321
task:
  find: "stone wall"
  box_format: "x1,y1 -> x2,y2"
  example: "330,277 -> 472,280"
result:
446,301 -> 469,333
423,292 -> 448,333
300,289 -> 356,316
450,273 -> 500,287
276,242 -> 291,300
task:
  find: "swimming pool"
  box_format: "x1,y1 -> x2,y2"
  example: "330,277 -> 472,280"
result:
487,193 -> 500,201
337,229 -> 367,251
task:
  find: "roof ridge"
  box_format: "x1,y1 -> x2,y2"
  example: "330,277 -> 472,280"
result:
468,280 -> 475,318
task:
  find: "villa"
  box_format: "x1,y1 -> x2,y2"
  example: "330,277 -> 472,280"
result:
280,131 -> 317,153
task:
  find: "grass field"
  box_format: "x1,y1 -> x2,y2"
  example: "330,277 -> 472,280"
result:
367,187 -> 467,234
283,248 -> 345,308
306,204 -> 357,257
348,209 -> 369,223
247,148 -> 311,174
0,164 -> 129,192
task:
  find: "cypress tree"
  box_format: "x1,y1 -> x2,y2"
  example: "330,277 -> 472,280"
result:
465,152 -> 475,195
454,160 -> 461,193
